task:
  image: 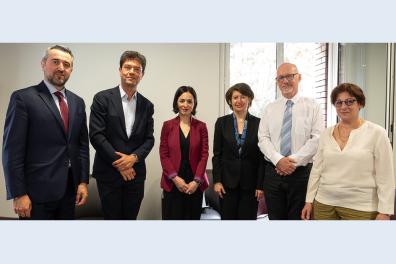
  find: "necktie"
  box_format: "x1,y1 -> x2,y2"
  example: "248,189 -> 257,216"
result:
54,91 -> 69,134
280,100 -> 293,156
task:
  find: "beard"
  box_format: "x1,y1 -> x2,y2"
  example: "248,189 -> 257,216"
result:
47,72 -> 69,87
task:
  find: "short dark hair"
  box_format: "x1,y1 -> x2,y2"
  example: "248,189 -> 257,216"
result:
172,86 -> 198,115
42,45 -> 74,62
119,51 -> 146,74
331,83 -> 366,107
225,83 -> 254,110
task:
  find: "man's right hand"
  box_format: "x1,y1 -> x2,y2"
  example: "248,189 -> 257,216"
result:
113,151 -> 137,171
276,157 -> 296,175
13,195 -> 32,218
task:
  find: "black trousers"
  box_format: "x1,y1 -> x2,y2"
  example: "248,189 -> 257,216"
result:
22,173 -> 76,220
162,187 -> 203,220
220,187 -> 258,220
263,163 -> 312,220
96,179 -> 145,220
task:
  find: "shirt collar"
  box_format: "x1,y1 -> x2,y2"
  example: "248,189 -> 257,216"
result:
231,111 -> 250,121
119,85 -> 137,100
281,92 -> 300,105
44,79 -> 66,97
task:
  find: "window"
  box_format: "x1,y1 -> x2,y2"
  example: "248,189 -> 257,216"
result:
229,43 -> 329,125
229,43 -> 276,116
338,43 -> 389,130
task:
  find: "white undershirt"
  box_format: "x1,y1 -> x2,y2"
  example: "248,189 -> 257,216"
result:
119,85 -> 137,138
44,79 -> 68,113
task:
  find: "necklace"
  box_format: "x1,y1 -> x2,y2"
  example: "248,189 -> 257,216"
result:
337,118 -> 363,143
337,124 -> 349,143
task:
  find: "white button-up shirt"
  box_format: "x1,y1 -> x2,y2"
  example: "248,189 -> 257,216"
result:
119,85 -> 137,138
44,79 -> 68,113
258,93 -> 324,167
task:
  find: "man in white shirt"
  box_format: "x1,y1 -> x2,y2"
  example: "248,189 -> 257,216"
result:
89,51 -> 155,219
258,63 -> 324,220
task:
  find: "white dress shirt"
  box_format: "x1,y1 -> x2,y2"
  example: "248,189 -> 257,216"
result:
119,85 -> 137,138
305,121 -> 395,214
44,79 -> 68,112
44,80 -> 71,167
258,93 -> 324,167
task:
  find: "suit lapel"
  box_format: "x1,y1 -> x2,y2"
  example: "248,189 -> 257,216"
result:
131,92 -> 142,135
66,90 -> 77,142
173,116 -> 181,155
225,114 -> 239,155
110,87 -> 128,140
189,117 -> 196,156
36,82 -> 67,137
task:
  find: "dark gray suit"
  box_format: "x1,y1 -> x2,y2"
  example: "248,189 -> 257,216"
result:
2,81 -> 89,218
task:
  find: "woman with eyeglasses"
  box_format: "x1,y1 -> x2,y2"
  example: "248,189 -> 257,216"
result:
212,83 -> 266,220
301,83 -> 395,220
159,86 -> 209,220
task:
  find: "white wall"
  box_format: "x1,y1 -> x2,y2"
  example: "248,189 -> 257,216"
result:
0,43 -> 223,219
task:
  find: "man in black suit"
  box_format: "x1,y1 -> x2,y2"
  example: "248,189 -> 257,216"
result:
2,45 -> 89,220
89,50 -> 154,220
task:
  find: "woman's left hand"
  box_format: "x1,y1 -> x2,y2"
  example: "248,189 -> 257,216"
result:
255,190 -> 264,201
185,181 -> 199,195
376,213 -> 391,220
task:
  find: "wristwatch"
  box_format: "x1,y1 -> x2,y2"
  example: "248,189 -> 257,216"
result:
131,154 -> 139,162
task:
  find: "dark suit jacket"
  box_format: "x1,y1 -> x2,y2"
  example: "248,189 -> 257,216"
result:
89,86 -> 154,183
2,81 -> 89,202
159,116 -> 209,192
212,113 -> 265,190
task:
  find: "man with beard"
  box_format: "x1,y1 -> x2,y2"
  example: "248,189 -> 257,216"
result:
258,63 -> 324,220
89,51 -> 154,220
2,45 -> 89,220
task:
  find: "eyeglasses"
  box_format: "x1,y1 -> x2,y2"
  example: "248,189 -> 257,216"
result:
123,65 -> 143,73
334,98 -> 357,108
275,73 -> 298,82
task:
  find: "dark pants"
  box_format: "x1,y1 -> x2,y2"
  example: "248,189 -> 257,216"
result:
22,174 -> 76,220
162,187 -> 203,220
96,179 -> 145,220
220,187 -> 258,220
263,163 -> 312,220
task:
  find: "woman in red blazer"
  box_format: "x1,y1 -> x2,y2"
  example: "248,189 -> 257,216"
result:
160,86 -> 209,220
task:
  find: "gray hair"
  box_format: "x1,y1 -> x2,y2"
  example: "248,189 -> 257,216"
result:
42,45 -> 74,62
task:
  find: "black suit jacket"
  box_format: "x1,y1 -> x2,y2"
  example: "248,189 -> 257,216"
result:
212,113 -> 265,190
89,87 -> 154,183
2,81 -> 89,202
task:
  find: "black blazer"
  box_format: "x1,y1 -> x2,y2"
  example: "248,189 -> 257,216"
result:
2,81 -> 89,202
89,86 -> 154,183
212,113 -> 265,190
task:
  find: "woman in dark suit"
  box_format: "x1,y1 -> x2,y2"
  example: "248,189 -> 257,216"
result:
213,83 -> 265,220
160,86 -> 209,220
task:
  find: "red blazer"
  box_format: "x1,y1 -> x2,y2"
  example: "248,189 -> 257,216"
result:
159,116 -> 209,192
